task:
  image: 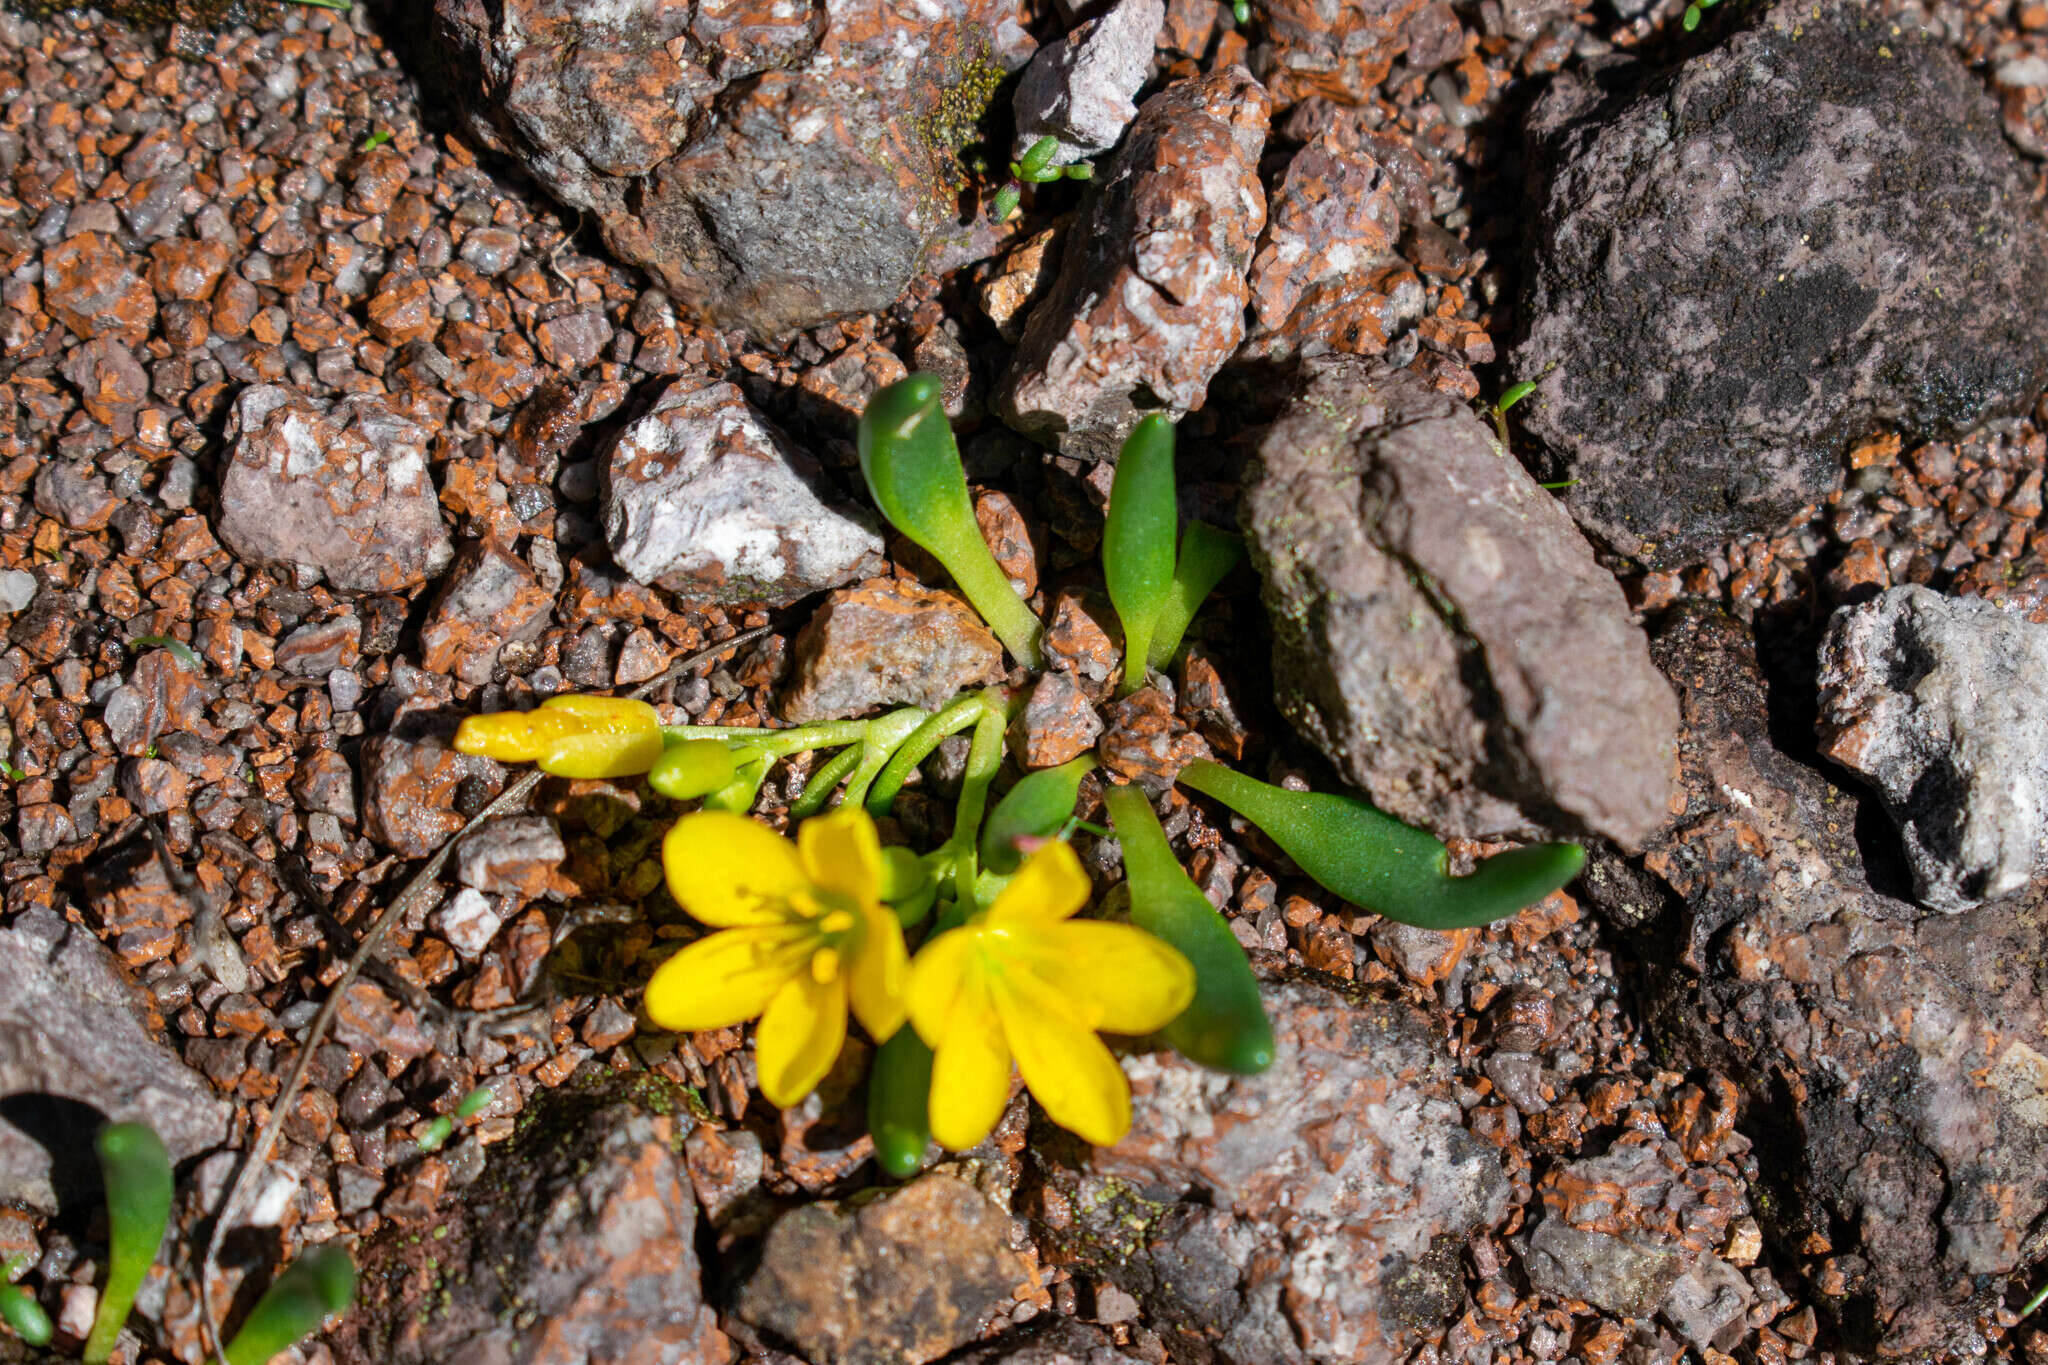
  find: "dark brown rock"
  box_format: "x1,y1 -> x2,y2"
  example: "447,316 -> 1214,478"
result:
780,578 -> 1006,723
1244,356 -> 1678,847
997,67 -> 1272,462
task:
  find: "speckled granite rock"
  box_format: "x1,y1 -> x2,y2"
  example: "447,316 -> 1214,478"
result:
1510,0 -> 2048,566
1032,971 -> 1508,1365
603,375 -> 885,606
1582,606 -> 2048,1358
1818,586 -> 2048,912
1244,357 -> 1678,847
428,0 -> 1033,337
997,67 -> 1271,462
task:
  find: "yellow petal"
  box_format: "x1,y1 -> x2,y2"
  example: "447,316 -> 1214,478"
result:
986,841 -> 1092,927
845,900 -> 908,1043
927,973 -> 1013,1151
453,708 -> 577,763
542,726 -> 667,779
796,807 -> 884,904
993,970 -> 1132,1148
905,925 -> 980,1049
755,970 -> 848,1107
643,925 -> 809,1032
1009,920 -> 1195,1035
663,812 -> 808,927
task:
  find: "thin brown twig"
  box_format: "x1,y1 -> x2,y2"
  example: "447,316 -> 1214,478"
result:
194,625 -> 771,1363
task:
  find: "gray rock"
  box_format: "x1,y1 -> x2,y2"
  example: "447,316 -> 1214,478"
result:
1581,607 -> 2048,1357
1011,0 -> 1163,165
427,0 -> 1032,339
216,386 -> 454,595
949,1321 -> 1147,1364
432,887 -> 504,960
997,67 -> 1271,462
0,570 -> 37,614
274,616 -> 362,678
780,579 -> 1007,723
1243,356 -> 1678,848
1509,0 -> 2048,566
1521,1221 -> 1684,1319
1037,972 -> 1508,1365
732,1171 -> 1028,1365
603,375 -> 885,606
455,814 -> 568,899
328,1077 -> 728,1365
0,907 -> 229,1214
1660,1255 -> 1753,1353
418,542 -> 556,686
1817,586 -> 2048,911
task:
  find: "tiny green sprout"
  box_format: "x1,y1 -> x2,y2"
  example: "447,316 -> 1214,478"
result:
990,183 -> 1022,222
130,635 -> 202,672
2023,1277 -> 2048,1321
288,0 -> 352,9
1682,0 -> 1721,30
859,376 -> 1044,669
359,129 -> 393,152
455,1084 -> 494,1120
1496,380 -> 1537,414
1104,415 -> 1179,695
1539,479 -> 1579,491
1176,760 -> 1586,930
1061,162 -> 1094,181
1105,785 -> 1275,1074
414,1116 -> 454,1153
0,1257 -> 51,1348
221,1244 -> 356,1365
1232,0 -> 1251,22
0,759 -> 23,782
84,1123 -> 175,1365
1013,135 -> 1061,183
980,754 -> 1096,875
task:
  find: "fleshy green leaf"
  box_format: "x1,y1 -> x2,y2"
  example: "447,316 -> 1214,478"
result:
1148,522 -> 1244,669
648,739 -> 738,801
858,377 -> 1043,668
867,1025 -> 935,1179
980,755 -> 1096,875
1103,415 -> 1179,695
1176,760 -> 1585,929
0,1258 -> 51,1348
84,1123 -> 174,1365
1495,380 -> 1537,414
1105,785 -> 1275,1074
222,1245 -> 356,1365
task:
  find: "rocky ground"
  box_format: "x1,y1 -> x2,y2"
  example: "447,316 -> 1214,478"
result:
0,0 -> 2046,1364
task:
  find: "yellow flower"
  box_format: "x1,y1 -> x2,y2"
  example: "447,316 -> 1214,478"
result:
453,695 -> 666,779
906,842 -> 1194,1150
645,807 -> 910,1106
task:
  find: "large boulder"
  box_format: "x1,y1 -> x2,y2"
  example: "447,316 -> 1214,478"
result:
1582,607 -> 2048,1357
428,0 -> 1033,338
1509,0 -> 2048,567
1243,357 -> 1678,848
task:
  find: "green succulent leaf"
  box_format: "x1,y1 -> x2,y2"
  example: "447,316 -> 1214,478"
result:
700,748 -> 771,814
1175,760 -> 1585,929
980,755 -> 1097,875
222,1244 -> 356,1365
0,1258 -> 51,1348
864,694 -> 989,818
1148,522 -> 1244,669
1103,415 -> 1179,695
1105,785 -> 1275,1074
859,377 -> 1043,669
84,1123 -> 175,1365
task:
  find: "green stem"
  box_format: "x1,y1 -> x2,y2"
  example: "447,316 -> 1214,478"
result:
662,720 -> 871,757
788,743 -> 866,820
2023,1278 -> 2048,1320
864,695 -> 989,817
84,1124 -> 174,1365
1105,785 -> 1275,1073
840,708 -> 933,811
948,697 -> 1009,910
1175,760 -> 1585,930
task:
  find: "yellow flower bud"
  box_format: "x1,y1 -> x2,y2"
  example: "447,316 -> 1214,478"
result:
453,695 -> 665,779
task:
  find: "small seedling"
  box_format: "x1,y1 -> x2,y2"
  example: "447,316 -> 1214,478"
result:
0,1257 -> 51,1348
129,635 -> 203,673
220,1245 -> 356,1365
858,375 -> 1045,669
1682,0 -> 1722,29
989,136 -> 1095,221
2023,1277 -> 2048,1320
83,1123 -> 174,1365
1488,379 -> 1536,451
359,130 -> 393,152
1231,0 -> 1251,22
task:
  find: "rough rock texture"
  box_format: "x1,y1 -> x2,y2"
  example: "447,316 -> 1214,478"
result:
731,1170 -> 1030,1365
1243,357 -> 1678,847
456,815 -> 569,899
1011,0 -> 1162,166
428,0 -> 1033,338
332,1077 -> 730,1365
216,385 -> 454,594
0,906 -> 229,1214
360,722 -> 506,858
603,376 -> 885,605
949,1321 -> 1146,1364
1032,971 -> 1508,1365
1817,586 -> 2048,912
780,578 -> 1007,722
1250,0 -> 1431,104
1581,606 -> 2048,1357
1511,0 -> 2048,566
997,67 -> 1271,462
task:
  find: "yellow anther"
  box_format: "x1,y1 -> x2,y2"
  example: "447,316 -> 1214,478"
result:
811,947 -> 842,985
819,910 -> 856,935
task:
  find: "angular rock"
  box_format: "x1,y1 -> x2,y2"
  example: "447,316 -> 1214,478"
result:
1034,972 -> 1508,1365
0,907 -> 229,1214
419,542 -> 556,686
1511,0 -> 2048,565
1243,357 -> 1678,847
1009,669 -> 1103,768
949,1321 -> 1146,1364
1011,0 -> 1162,167
780,579 -> 1006,723
216,386 -> 454,595
456,814 -> 568,899
1817,586 -> 2048,912
1582,606 -> 2048,1357
1250,0 -> 1430,105
42,232 -> 155,344
731,1171 -> 1028,1365
428,0 -> 1032,338
360,724 -> 505,859
58,336 -> 149,432
603,376 -> 884,606
997,67 -> 1271,462
331,1077 -> 729,1365
274,616 -> 362,678
32,461 -> 119,533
